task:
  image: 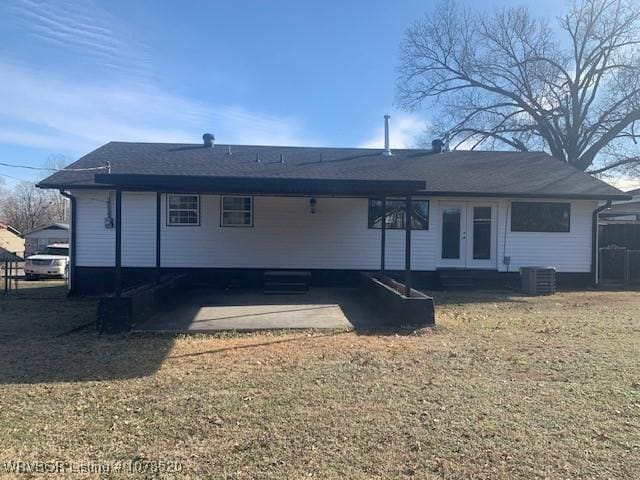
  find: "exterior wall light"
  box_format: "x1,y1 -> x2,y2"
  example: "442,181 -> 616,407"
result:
309,197 -> 317,214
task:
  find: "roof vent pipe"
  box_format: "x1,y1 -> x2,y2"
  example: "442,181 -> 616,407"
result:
432,139 -> 444,153
203,133 -> 214,148
382,115 -> 392,156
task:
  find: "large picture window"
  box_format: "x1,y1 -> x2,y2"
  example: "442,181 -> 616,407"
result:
221,196 -> 253,227
368,199 -> 429,230
511,202 -> 570,232
167,195 -> 199,226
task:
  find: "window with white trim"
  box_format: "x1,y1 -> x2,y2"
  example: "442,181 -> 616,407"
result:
167,195 -> 200,226
221,196 -> 253,227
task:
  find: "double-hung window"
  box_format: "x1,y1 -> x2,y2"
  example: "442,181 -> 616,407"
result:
221,196 -> 253,227
167,195 -> 200,226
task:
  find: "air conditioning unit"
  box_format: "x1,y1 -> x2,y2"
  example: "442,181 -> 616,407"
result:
520,266 -> 556,295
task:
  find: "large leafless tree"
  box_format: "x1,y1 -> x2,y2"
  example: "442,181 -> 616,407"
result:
397,0 -> 640,178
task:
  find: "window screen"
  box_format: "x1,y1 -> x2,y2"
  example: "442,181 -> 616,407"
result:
221,196 -> 253,227
167,195 -> 199,225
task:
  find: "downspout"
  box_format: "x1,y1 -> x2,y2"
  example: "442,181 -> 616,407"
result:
592,200 -> 612,287
59,190 -> 76,296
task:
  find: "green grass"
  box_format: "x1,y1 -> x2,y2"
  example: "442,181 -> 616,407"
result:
0,282 -> 638,479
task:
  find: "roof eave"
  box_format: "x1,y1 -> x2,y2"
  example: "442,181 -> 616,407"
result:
39,177 -> 631,201
93,173 -> 427,196
423,191 -> 632,201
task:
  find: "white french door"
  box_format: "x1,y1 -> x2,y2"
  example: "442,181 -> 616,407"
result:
438,202 -> 498,269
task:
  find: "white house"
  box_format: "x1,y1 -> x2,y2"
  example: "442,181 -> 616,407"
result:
38,125 -> 629,295
24,223 -> 69,257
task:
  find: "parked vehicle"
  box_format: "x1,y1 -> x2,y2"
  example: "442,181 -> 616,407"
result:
24,243 -> 69,280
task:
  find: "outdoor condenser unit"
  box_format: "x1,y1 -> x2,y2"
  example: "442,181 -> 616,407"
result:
519,266 -> 556,295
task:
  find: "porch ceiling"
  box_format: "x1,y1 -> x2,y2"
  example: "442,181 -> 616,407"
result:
93,174 -> 426,196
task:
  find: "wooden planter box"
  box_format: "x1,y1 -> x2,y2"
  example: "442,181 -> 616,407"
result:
361,273 -> 435,327
97,274 -> 188,334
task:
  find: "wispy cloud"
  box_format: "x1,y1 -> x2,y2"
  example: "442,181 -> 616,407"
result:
0,63 -> 319,154
0,0 -> 319,157
358,113 -> 429,149
4,0 -> 153,79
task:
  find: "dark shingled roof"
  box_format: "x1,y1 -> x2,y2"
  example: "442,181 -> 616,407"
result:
0,247 -> 23,262
24,223 -> 70,235
38,141 -> 629,200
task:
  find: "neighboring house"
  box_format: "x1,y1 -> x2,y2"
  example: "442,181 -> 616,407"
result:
600,188 -> 640,222
0,223 -> 24,259
24,223 -> 70,257
38,126 -> 629,295
599,188 -> 640,255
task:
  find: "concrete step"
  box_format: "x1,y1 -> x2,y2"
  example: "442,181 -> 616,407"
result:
264,283 -> 309,295
437,269 -> 474,289
263,269 -> 310,294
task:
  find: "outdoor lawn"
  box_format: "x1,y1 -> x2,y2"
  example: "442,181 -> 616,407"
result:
0,282 -> 638,479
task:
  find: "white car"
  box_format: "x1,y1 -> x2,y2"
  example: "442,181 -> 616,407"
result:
24,243 -> 69,280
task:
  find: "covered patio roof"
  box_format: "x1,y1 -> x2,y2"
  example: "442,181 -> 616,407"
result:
93,173 -> 426,196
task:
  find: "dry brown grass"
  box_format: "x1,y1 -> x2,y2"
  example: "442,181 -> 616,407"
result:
0,282 -> 638,479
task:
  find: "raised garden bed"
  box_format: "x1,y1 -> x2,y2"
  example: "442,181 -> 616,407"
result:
97,274 -> 188,334
360,272 -> 435,327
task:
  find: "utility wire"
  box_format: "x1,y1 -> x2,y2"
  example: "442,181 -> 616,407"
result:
0,161 -> 109,172
0,172 -> 30,182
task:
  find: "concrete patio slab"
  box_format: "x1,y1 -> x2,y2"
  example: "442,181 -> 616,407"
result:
135,287 -> 384,332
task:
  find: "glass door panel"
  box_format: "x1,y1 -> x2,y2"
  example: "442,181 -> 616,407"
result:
442,208 -> 462,259
472,207 -> 492,260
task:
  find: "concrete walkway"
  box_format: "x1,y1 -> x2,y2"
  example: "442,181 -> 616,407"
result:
136,287 -> 383,332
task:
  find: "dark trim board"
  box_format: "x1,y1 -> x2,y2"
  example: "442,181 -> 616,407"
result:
94,174 -> 426,197
40,183 -> 631,201
72,267 -> 593,295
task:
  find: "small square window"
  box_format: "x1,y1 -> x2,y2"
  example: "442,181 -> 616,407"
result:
167,195 -> 200,226
221,196 -> 253,227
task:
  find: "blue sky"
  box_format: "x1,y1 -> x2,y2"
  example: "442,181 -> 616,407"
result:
0,0 -> 571,186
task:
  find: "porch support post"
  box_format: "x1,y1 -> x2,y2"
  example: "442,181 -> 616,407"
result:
68,194 -> 77,295
115,189 -> 122,297
156,192 -> 161,283
404,194 -> 412,297
380,197 -> 386,273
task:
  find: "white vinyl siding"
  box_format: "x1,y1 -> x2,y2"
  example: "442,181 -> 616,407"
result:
160,195 -> 433,270
122,192 -> 156,267
71,191 -> 596,273
73,190 -> 115,266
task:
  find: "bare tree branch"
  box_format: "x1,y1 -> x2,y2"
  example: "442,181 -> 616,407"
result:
397,0 -> 640,177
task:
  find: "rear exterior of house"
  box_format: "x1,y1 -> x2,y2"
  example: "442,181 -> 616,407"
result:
68,191 -> 597,290
38,136 -> 629,294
